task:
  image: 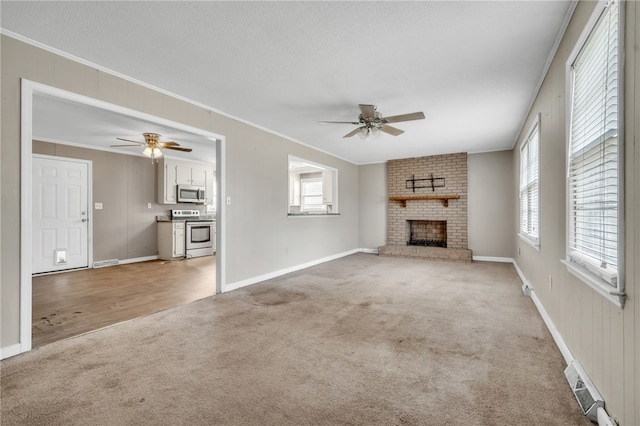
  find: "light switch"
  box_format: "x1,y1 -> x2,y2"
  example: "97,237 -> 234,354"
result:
147,203 -> 152,209
95,203 -> 103,210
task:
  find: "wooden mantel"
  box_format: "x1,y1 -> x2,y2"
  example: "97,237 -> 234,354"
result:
389,194 -> 460,208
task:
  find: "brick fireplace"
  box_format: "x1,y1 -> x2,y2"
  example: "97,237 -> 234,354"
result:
379,153 -> 472,262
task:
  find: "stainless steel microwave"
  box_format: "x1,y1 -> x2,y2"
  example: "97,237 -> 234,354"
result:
177,184 -> 205,204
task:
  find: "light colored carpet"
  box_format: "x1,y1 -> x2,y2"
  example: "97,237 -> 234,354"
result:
1,254 -> 590,425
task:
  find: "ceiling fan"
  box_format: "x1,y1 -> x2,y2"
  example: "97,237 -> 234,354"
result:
111,133 -> 192,162
319,104 -> 425,139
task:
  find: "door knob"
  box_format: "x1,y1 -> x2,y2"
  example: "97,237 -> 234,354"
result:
82,218 -> 88,222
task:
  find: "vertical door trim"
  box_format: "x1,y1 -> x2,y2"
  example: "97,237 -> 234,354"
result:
20,79 -> 34,353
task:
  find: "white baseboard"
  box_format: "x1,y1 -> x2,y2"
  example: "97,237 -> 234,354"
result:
361,248 -> 379,254
511,260 -> 573,366
529,287 -> 575,366
223,248 -> 361,292
119,255 -> 158,265
473,256 -> 514,263
1,343 -> 22,360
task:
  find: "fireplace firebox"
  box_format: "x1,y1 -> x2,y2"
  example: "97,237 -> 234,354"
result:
407,220 -> 447,248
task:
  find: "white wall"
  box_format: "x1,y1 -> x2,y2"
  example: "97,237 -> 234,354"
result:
468,150 -> 515,258
358,163 -> 387,250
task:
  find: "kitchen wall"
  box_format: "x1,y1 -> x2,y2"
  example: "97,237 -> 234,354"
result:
32,141 -> 192,262
512,1 -> 639,424
1,35 -> 360,353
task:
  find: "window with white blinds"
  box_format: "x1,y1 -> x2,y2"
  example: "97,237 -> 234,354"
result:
567,0 -> 621,290
300,178 -> 326,212
519,117 -> 540,245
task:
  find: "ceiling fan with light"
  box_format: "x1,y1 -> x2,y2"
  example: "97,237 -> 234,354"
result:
319,104 -> 425,139
111,133 -> 192,162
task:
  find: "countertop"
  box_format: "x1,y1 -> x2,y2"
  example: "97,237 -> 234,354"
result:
156,215 -> 216,223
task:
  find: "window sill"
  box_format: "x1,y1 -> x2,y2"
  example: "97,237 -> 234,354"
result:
518,233 -> 540,251
561,259 -> 624,308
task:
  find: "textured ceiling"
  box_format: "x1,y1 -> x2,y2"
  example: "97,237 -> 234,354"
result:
1,1 -> 573,164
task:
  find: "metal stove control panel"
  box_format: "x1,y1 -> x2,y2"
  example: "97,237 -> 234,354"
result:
171,209 -> 200,219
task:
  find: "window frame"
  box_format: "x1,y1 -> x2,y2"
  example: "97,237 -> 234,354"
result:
519,114 -> 541,249
563,0 -> 625,308
287,155 -> 339,217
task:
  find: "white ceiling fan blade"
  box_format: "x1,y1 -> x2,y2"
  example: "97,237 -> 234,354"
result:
343,127 -> 364,138
358,104 -> 376,119
383,112 -> 425,123
319,120 -> 361,125
379,124 -> 404,136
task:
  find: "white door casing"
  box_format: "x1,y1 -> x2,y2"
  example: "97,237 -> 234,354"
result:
32,155 -> 91,274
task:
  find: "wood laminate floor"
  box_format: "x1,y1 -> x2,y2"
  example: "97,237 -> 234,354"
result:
32,255 -> 216,348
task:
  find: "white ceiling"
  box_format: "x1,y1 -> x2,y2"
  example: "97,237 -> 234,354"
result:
32,93 -> 217,164
1,1 -> 573,165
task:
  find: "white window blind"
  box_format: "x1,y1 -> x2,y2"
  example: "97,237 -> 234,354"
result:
520,119 -> 539,244
301,178 -> 325,212
567,0 -> 620,287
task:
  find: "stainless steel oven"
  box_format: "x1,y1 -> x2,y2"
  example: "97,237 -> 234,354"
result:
171,210 -> 216,258
185,220 -> 215,258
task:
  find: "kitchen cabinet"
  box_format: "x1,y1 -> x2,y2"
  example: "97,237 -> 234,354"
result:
158,221 -> 185,260
205,169 -> 215,206
191,167 -> 207,187
322,170 -> 333,204
176,165 -> 192,186
157,159 -> 214,205
176,164 -> 206,186
158,160 -> 178,204
289,173 -> 301,206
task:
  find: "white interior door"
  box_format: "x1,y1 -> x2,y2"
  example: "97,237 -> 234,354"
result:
32,155 -> 90,274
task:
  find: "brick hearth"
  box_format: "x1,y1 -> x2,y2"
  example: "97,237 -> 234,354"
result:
379,153 -> 472,262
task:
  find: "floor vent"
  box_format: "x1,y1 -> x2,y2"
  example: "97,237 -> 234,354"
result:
93,259 -> 119,268
564,360 -> 604,422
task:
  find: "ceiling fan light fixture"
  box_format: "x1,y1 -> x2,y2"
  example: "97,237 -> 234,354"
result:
358,126 -> 381,140
143,146 -> 163,159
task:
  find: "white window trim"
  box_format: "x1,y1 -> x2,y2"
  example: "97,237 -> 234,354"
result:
519,114 -> 540,249
564,0 -> 625,308
287,155 -> 339,217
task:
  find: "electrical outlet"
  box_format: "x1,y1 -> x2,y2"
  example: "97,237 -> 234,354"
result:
95,203 -> 103,210
147,203 -> 152,209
